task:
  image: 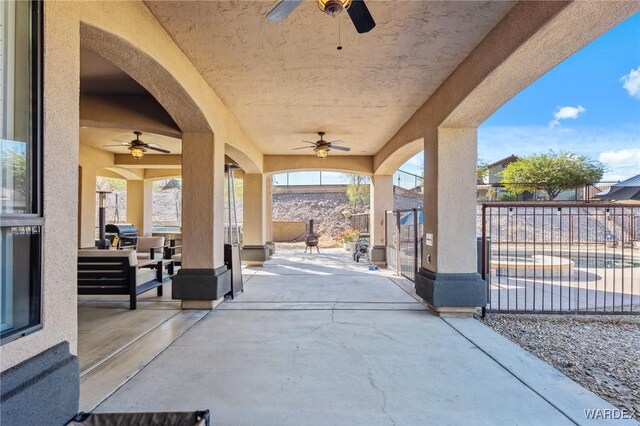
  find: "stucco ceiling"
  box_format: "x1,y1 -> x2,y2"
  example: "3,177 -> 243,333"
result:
145,0 -> 515,156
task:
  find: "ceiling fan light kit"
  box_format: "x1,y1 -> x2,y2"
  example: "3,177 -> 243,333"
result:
316,0 -> 351,18
103,130 -> 171,160
293,131 -> 351,159
267,0 -> 375,34
130,147 -> 144,160
315,146 -> 329,159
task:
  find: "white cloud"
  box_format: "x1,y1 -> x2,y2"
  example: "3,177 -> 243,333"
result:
599,148 -> 640,181
620,66 -> 640,99
549,105 -> 586,128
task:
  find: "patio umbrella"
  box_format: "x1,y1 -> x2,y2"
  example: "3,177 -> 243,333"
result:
161,179 -> 181,222
596,174 -> 640,201
161,178 -> 181,190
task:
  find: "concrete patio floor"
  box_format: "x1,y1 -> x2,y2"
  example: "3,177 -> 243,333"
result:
93,248 -> 630,425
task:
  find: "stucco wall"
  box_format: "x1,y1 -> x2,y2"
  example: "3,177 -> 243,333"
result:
1,1 -> 80,370
273,221 -> 307,242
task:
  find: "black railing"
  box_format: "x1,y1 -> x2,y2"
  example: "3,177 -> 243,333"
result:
480,202 -> 640,314
386,209 -> 422,282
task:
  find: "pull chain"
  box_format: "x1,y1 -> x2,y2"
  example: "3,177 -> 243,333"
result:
337,15 -> 343,50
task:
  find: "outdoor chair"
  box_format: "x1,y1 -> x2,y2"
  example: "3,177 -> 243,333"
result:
77,249 -> 174,310
134,236 -> 167,261
164,238 -> 182,266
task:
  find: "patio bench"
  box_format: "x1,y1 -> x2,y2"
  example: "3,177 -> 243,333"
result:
78,249 -> 174,310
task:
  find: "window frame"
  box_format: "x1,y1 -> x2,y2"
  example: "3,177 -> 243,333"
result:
0,0 -> 44,345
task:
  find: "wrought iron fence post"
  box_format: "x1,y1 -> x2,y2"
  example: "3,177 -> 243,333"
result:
413,208 -> 418,276
481,203 -> 488,317
396,210 -> 401,277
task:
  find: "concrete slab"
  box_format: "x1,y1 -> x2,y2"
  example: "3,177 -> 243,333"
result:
234,275 -> 415,304
80,310 -> 208,412
93,248 -> 618,425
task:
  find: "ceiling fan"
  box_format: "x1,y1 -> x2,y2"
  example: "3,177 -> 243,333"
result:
267,0 -> 375,34
103,131 -> 170,160
293,131 -> 351,159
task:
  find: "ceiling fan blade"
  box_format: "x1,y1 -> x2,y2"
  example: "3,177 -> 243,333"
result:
146,146 -> 171,154
300,140 -> 318,145
103,143 -> 131,147
326,140 -> 345,145
111,139 -> 130,143
292,146 -> 315,150
330,145 -> 351,152
347,0 -> 375,34
266,0 -> 303,23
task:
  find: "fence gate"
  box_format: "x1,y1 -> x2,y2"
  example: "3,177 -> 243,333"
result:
481,202 -> 640,314
385,211 -> 398,272
386,209 -> 422,281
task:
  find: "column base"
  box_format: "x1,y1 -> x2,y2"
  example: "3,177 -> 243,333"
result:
367,245 -> 386,265
266,241 -> 276,256
415,268 -> 486,316
181,298 -> 225,310
241,244 -> 270,266
172,266 -> 231,302
1,342 -> 78,425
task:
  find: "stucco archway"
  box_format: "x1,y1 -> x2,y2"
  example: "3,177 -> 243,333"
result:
264,155 -> 374,176
81,23 -> 211,134
374,138 -> 423,176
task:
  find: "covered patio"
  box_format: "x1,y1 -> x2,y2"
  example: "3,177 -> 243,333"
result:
83,248 -> 619,425
3,2 -> 640,425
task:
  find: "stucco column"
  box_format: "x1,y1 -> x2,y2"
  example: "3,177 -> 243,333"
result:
368,174 -> 393,265
127,179 -> 153,236
242,173 -> 270,265
172,132 -> 230,308
265,175 -> 275,256
415,127 -> 485,315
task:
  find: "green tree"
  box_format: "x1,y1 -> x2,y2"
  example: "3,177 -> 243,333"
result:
1,149 -> 27,199
501,151 -> 604,200
477,160 -> 490,182
345,174 -> 370,211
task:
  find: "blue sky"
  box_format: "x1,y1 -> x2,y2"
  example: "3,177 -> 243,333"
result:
401,12 -> 640,181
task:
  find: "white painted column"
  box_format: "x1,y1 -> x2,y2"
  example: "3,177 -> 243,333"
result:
369,174 -> 394,264
242,173 -> 270,264
417,127 -> 485,314
126,179 -> 153,236
172,132 -> 229,308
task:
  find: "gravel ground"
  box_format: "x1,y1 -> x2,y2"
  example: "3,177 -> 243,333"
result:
477,313 -> 640,419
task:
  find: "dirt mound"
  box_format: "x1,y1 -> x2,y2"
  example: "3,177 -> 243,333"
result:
272,188 -> 422,244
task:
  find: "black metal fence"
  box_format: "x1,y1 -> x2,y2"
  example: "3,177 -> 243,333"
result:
480,202 -> 640,314
386,209 -> 422,281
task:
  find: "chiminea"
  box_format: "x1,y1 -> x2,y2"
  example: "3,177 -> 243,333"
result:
304,219 -> 320,253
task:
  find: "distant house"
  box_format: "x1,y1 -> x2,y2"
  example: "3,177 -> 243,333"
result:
479,154 -> 519,185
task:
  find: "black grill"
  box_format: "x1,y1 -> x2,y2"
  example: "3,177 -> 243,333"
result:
105,224 -> 138,248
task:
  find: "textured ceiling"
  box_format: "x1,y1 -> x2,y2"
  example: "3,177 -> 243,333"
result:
145,0 -> 515,156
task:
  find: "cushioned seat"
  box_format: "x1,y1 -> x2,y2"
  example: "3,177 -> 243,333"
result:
134,236 -> 165,260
